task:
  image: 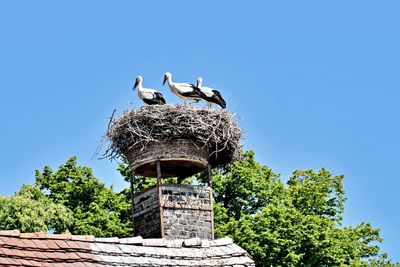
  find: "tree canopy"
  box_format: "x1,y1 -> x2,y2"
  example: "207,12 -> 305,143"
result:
35,156 -> 131,237
0,152 -> 397,266
0,185 -> 71,233
197,151 -> 395,266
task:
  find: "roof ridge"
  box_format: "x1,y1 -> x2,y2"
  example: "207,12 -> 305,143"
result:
0,231 -> 254,266
0,230 -> 97,242
0,230 -> 233,248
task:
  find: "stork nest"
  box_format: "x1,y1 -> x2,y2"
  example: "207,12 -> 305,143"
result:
104,104 -> 243,167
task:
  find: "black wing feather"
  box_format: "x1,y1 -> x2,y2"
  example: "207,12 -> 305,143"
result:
212,90 -> 226,108
154,92 -> 166,104
179,84 -> 205,98
143,92 -> 166,105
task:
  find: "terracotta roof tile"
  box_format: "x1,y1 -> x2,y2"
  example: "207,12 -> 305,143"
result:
0,229 -> 20,236
0,257 -> 12,265
22,248 -> 41,258
68,262 -> 86,267
53,239 -> 71,250
70,235 -> 95,242
43,239 -> 61,250
0,230 -> 254,266
21,238 -> 40,249
1,236 -> 20,247
75,251 -> 96,261
16,258 -> 33,266
45,233 -> 72,240
20,231 -> 46,239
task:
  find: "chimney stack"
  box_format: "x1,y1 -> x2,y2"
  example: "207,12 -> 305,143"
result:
133,183 -> 214,239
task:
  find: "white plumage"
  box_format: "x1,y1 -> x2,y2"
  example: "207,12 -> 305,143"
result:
163,72 -> 204,104
133,76 -> 166,105
196,77 -> 226,109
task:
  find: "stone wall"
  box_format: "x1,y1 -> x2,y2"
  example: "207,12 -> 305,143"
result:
161,184 -> 213,239
133,186 -> 161,238
161,184 -> 212,209
134,207 -> 161,238
133,183 -> 214,239
163,209 -> 213,239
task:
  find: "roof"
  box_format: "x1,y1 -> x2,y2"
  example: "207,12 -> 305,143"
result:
0,230 -> 254,266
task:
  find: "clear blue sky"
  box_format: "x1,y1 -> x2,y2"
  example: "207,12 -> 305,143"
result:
1,0 -> 399,261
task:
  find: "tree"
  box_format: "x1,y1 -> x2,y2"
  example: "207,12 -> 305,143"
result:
35,156 -> 131,237
209,151 -> 284,220
0,185 -> 71,233
1,152 -> 397,266
208,151 -> 397,266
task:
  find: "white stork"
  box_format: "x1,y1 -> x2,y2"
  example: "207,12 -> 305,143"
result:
133,76 -> 166,105
163,72 -> 205,105
196,77 -> 226,109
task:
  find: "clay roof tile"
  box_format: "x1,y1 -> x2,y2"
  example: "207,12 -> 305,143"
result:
0,231 -> 254,266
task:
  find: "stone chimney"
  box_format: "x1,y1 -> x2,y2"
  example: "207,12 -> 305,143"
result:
133,183 -> 214,239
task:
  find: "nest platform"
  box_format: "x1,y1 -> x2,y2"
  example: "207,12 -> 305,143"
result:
126,139 -> 209,177
105,105 -> 242,178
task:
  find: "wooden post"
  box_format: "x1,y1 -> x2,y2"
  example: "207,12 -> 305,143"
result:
207,164 -> 212,187
210,187 -> 215,240
156,160 -> 164,237
129,174 -> 135,236
207,164 -> 214,239
156,160 -> 162,186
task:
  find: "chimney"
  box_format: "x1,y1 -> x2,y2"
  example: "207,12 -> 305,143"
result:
106,105 -> 242,240
127,140 -> 215,240
133,183 -> 214,239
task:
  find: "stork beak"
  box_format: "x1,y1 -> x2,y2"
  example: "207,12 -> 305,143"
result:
162,76 -> 167,85
133,79 -> 138,90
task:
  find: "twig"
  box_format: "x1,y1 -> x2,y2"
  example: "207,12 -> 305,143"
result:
103,104 -> 243,167
107,109 -> 117,135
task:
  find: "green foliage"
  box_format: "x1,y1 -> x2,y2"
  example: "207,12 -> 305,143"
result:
211,151 -> 395,267
117,157 -> 193,194
117,158 -> 155,193
0,185 -> 71,233
209,151 -> 285,221
0,151 -> 397,266
35,156 -> 131,237
287,169 -> 346,224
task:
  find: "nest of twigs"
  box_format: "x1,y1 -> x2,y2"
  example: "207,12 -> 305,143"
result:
105,105 -> 243,167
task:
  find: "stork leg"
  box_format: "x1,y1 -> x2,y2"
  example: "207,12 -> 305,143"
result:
189,100 -> 199,106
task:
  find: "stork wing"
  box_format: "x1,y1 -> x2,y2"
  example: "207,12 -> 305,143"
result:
143,98 -> 163,105
154,92 -> 166,104
200,86 -> 215,97
141,90 -> 155,100
212,90 -> 226,108
177,83 -> 204,98
175,83 -> 196,93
